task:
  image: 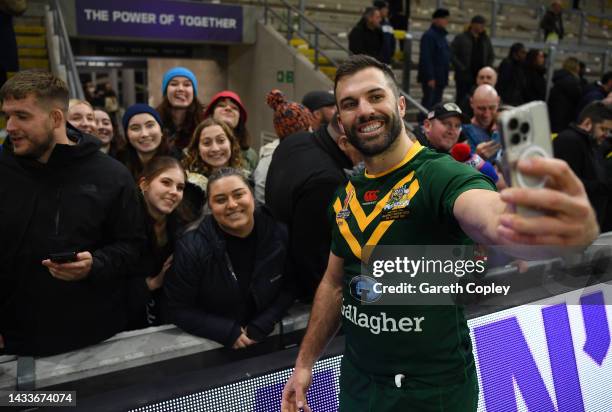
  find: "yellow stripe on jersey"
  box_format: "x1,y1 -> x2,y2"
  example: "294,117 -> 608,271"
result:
334,174 -> 422,261
347,171 -> 415,232
364,141 -> 424,179
607,151 -> 612,159
334,198 -> 363,259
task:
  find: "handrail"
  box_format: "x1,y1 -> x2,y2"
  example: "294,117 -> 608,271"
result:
48,0 -> 84,100
261,0 -> 428,115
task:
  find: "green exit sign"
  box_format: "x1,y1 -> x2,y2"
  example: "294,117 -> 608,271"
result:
276,70 -> 294,84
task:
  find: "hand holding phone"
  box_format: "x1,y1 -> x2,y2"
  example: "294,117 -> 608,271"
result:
497,101 -> 553,217
42,251 -> 93,281
47,251 -> 78,264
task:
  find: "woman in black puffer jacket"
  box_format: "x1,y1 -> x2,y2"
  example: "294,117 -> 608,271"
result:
165,167 -> 295,348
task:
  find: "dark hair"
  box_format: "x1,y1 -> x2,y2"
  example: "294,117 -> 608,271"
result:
601,71 -> 612,84
156,95 -> 206,150
182,117 -> 243,176
118,124 -> 170,181
334,54 -> 399,99
93,106 -> 126,158
0,70 -> 69,111
140,155 -> 187,185
205,167 -> 253,202
373,0 -> 388,9
525,49 -> 545,70
577,101 -> 612,125
508,42 -> 525,58
363,6 -> 378,17
207,98 -> 252,150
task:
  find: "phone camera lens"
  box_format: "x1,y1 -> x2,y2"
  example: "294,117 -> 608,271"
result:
511,133 -> 521,145
520,122 -> 530,134
509,118 -> 519,130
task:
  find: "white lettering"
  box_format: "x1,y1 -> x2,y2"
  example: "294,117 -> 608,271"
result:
341,304 -> 424,335
159,13 -> 175,25
112,11 -> 157,24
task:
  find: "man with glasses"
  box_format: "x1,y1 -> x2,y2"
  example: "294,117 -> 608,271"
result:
413,102 -> 463,153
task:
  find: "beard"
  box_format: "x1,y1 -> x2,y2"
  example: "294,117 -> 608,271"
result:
344,105 -> 402,157
17,129 -> 55,160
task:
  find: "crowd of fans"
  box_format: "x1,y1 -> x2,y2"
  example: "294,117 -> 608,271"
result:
0,0 -> 610,361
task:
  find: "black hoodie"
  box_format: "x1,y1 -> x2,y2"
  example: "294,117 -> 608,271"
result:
548,69 -> 582,133
0,124 -> 145,356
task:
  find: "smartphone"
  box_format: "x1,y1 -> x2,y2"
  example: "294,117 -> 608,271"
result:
48,252 -> 78,264
497,101 -> 553,216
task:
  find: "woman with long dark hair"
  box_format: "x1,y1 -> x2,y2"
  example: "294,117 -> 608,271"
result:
165,167 -> 294,348
156,67 -> 205,153
93,107 -> 125,158
127,156 -> 187,329
523,49 -> 547,103
118,104 -> 170,180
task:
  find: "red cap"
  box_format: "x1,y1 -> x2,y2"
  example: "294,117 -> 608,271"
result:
450,142 -> 471,162
204,91 -> 248,124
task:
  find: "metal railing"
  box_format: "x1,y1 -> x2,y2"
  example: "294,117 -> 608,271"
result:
261,0 -> 427,114
47,0 -> 83,100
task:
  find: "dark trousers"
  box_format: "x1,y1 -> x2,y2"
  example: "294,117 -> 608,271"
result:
455,78 -> 473,105
421,83 -> 444,111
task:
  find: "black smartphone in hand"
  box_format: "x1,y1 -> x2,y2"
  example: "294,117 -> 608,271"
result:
48,252 -> 78,263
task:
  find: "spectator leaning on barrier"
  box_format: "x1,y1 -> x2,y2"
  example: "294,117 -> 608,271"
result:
127,156 -> 187,330
165,168 -> 295,349
253,89 -> 314,205
265,112 -> 359,300
450,15 -> 495,104
553,101 -> 612,228
301,90 -> 337,130
0,70 -> 145,356
204,90 -> 258,173
418,8 -> 451,112
348,7 -> 384,62
497,42 -> 527,106
540,1 -> 564,44
373,0 -> 396,65
548,56 -> 583,133
281,54 -> 598,412
157,67 -> 205,153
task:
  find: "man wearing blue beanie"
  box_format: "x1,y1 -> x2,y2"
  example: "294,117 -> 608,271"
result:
161,67 -> 198,97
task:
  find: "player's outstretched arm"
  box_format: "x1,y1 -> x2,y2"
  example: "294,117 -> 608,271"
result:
454,157 -> 599,257
281,252 -> 344,412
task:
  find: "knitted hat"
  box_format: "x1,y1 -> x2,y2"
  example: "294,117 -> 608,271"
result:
204,90 -> 248,124
122,104 -> 163,131
161,67 -> 198,97
266,89 -> 314,140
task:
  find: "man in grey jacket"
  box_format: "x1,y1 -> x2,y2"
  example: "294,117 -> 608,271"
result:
451,15 -> 495,104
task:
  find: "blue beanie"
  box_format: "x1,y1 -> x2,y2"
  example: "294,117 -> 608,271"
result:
161,67 -> 198,97
122,104 -> 163,132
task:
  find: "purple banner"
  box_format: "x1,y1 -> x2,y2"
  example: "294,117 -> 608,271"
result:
75,0 -> 242,43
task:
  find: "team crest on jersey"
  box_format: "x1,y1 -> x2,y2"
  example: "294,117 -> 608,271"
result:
381,184 -> 411,220
336,189 -> 354,221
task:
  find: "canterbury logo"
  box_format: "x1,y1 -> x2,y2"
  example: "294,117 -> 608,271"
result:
364,190 -> 379,202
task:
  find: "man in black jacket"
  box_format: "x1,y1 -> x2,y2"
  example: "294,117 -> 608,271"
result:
348,7 -> 383,62
265,115 -> 359,300
553,101 -> 612,228
451,15 -> 495,104
0,70 -> 145,356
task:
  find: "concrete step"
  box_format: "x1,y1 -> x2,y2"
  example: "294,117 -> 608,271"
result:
18,47 -> 47,57
19,58 -> 49,70
16,34 -> 46,48
14,24 -> 45,35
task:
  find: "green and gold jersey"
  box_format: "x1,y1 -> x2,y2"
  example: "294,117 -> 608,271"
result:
329,141 -> 496,384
